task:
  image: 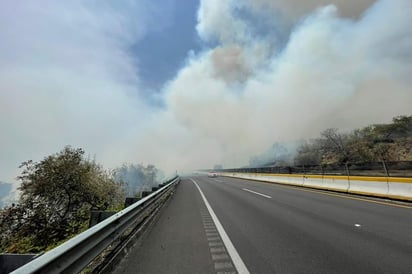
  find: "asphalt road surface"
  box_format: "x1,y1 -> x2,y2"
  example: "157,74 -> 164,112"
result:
112,175 -> 412,274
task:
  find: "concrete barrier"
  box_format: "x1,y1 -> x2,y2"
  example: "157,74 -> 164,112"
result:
303,176 -> 324,189
322,176 -> 349,192
347,176 -> 388,197
386,178 -> 412,201
220,172 -> 412,201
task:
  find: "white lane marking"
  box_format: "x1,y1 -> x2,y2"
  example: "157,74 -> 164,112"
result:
209,242 -> 224,247
215,262 -> 234,270
212,253 -> 230,260
206,232 -> 219,237
242,188 -> 272,199
210,247 -> 226,253
191,179 -> 250,274
201,212 -> 234,272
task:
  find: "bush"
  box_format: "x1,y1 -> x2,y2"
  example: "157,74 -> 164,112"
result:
0,146 -> 125,253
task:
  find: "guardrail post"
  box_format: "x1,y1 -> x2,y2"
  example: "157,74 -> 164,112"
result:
124,197 -> 141,208
89,211 -> 117,228
152,186 -> 160,191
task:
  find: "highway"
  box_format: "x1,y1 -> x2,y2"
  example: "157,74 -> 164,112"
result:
112,175 -> 412,274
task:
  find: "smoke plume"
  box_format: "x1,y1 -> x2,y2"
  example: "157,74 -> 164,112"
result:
1,0 -> 411,194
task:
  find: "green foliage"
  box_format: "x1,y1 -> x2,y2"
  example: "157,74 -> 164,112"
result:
294,115 -> 412,165
0,146 -> 125,253
294,141 -> 322,165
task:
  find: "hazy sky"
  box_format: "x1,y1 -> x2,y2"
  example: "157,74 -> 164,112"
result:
1,0 -> 411,200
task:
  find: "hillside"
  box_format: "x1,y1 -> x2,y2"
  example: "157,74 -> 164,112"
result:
294,115 -> 412,166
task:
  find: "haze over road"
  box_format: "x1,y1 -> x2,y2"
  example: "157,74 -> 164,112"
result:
113,176 -> 412,273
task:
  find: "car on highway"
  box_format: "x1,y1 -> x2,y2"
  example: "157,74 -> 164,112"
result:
208,171 -> 218,177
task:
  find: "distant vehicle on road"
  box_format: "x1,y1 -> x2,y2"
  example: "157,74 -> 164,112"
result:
208,171 -> 218,178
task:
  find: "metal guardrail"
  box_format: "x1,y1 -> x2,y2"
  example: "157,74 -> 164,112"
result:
11,176 -> 180,274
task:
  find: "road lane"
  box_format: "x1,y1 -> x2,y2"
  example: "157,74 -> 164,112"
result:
192,178 -> 249,274
113,178 -> 218,274
112,175 -> 412,273
196,175 -> 412,273
242,188 -> 272,199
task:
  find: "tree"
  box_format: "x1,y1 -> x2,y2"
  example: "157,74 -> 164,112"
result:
294,141 -> 322,166
0,146 -> 125,253
293,115 -> 412,166
318,128 -> 352,164
346,129 -> 375,162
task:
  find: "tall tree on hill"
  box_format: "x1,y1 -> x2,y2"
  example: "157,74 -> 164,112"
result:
0,146 -> 125,253
319,128 -> 352,164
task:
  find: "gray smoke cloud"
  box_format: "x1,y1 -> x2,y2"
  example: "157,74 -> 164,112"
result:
247,0 -> 376,19
153,0 -> 412,170
0,1 -> 154,190
1,0 -> 411,198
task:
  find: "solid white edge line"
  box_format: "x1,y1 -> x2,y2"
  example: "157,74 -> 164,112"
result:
242,188 -> 272,199
191,179 -> 250,274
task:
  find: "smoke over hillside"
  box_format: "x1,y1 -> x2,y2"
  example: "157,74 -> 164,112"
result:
150,0 -> 412,170
1,0 -> 411,185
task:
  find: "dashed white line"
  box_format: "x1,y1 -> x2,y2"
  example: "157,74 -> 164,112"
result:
242,188 -> 272,199
207,232 -> 219,237
210,247 -> 226,253
212,253 -> 230,260
215,262 -> 234,270
191,178 -> 250,274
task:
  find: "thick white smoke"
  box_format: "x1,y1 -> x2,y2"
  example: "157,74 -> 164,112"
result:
0,1 -> 153,189
1,0 -> 411,196
247,0 -> 376,19
154,0 -> 412,170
